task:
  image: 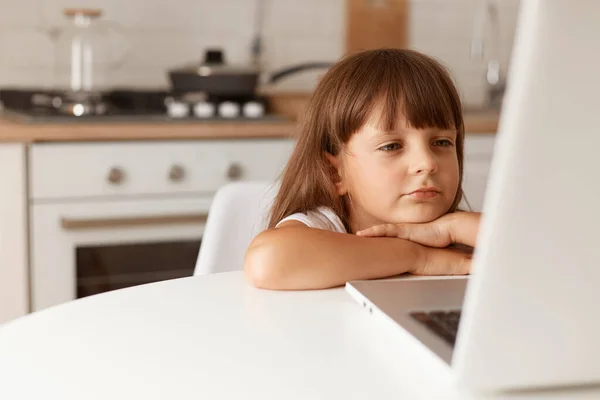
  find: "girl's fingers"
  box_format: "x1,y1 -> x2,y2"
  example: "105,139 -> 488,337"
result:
357,221 -> 452,247
356,224 -> 400,237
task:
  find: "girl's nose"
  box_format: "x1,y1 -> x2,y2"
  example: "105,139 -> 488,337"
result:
409,147 -> 438,175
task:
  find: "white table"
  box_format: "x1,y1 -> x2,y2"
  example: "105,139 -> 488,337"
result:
0,272 -> 597,400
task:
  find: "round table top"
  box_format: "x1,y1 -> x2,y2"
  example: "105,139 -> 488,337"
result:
0,272 -> 598,400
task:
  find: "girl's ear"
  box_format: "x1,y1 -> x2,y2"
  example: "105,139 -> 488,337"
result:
325,152 -> 348,196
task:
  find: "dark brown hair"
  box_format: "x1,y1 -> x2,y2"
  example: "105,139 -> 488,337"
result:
268,48 -> 465,230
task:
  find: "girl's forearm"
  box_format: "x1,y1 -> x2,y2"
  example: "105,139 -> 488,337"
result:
244,226 -> 424,290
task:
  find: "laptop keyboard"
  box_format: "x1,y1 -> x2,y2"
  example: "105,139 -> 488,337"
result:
409,310 -> 462,347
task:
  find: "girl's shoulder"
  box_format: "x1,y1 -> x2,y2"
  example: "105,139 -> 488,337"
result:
275,206 -> 346,233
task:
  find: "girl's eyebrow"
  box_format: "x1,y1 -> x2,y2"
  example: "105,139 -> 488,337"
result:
371,125 -> 407,136
415,127 -> 457,137
377,130 -> 404,136
368,130 -> 405,142
433,129 -> 458,138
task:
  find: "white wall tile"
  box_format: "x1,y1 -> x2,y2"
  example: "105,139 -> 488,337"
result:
316,0 -> 345,38
122,32 -> 206,69
0,28 -> 53,68
0,0 -> 44,27
263,0 -> 341,38
0,67 -> 53,87
117,0 -> 254,34
262,34 -> 343,70
97,68 -> 169,89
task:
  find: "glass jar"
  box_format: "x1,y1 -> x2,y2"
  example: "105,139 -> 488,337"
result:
47,8 -> 130,95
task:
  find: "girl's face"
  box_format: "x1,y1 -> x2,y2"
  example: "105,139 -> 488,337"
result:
329,113 -> 460,233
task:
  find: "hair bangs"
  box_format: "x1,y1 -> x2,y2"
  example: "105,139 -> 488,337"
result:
371,54 -> 463,133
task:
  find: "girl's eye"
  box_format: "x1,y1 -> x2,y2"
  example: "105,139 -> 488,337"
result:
432,139 -> 454,147
379,143 -> 402,152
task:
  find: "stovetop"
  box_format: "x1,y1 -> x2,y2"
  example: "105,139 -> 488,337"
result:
0,88 -> 285,124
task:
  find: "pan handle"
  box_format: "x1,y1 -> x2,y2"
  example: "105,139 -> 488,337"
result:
268,62 -> 333,84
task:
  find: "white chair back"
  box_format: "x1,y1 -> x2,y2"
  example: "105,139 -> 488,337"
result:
194,181 -> 277,275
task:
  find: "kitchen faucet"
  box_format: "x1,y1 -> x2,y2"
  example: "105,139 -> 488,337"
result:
471,0 -> 506,109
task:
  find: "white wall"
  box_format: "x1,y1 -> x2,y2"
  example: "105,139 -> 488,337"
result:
0,0 -> 520,107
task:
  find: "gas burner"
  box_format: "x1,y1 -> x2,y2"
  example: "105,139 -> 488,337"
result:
0,88 -> 280,124
30,91 -> 108,116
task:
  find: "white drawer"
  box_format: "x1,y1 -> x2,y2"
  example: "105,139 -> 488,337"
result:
30,139 -> 295,200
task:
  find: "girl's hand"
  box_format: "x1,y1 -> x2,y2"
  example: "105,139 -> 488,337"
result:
357,218 -> 452,247
356,212 -> 481,248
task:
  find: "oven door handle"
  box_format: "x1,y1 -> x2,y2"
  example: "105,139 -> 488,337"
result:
60,213 -> 209,230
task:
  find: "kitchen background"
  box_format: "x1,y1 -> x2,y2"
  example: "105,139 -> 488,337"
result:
0,0 -> 518,323
0,0 -> 520,107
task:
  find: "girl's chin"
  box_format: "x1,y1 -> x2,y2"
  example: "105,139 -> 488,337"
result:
390,205 -> 447,224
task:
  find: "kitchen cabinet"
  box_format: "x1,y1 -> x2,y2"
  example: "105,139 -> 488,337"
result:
28,139 -> 296,311
0,144 -> 28,324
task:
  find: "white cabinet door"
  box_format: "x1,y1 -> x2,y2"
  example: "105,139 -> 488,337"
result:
461,134 -> 496,212
0,144 -> 28,323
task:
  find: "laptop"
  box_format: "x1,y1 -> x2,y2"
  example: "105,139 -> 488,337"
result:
346,0 -> 600,393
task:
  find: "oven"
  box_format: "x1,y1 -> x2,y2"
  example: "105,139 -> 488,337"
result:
29,139 -> 293,311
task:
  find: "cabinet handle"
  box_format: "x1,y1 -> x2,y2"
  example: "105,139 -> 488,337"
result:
169,164 -> 186,182
227,163 -> 243,180
107,167 -> 125,185
61,213 -> 209,230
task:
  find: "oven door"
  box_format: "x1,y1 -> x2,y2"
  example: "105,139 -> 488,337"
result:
30,196 -> 211,312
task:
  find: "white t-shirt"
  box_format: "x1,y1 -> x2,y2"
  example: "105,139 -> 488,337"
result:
276,206 -> 346,233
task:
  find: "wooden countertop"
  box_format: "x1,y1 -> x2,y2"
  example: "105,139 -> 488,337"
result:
0,111 -> 498,143
462,110 -> 500,134
0,116 -> 299,142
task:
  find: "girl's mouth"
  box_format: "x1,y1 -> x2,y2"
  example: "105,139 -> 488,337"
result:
406,187 -> 440,200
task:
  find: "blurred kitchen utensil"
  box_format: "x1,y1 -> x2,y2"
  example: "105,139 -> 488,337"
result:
169,49 -> 259,96
38,8 -> 130,115
168,48 -> 332,96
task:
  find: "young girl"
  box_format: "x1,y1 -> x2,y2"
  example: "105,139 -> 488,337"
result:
245,48 -> 480,290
